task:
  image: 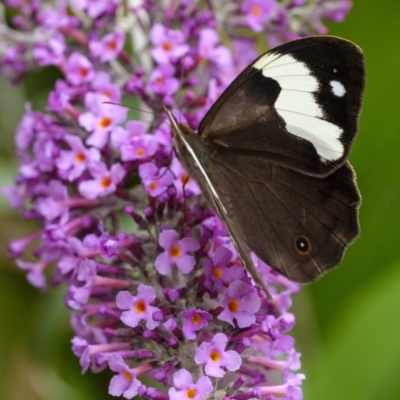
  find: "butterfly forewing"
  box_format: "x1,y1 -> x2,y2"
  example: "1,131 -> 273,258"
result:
199,36 -> 365,177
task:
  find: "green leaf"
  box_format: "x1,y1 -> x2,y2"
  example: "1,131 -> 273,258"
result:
305,259 -> 400,400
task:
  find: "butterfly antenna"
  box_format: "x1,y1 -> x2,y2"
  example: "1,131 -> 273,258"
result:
102,101 -> 166,120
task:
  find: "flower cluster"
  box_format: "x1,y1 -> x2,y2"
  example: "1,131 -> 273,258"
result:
1,1 -> 352,399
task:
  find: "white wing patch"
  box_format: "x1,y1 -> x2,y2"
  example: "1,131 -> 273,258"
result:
253,53 -> 344,161
330,80 -> 346,97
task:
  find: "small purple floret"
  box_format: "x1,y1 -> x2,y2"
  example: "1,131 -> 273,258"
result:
116,285 -> 160,330
155,230 -> 200,275
194,333 -> 242,378
168,369 -> 213,400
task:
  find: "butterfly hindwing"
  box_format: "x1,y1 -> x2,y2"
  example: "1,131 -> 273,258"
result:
209,154 -> 360,282
199,36 -> 365,177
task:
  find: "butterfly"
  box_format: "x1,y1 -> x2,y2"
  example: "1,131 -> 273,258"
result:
164,36 -> 365,298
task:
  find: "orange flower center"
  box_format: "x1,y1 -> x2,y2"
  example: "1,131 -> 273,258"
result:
136,148 -> 145,157
149,182 -> 158,190
156,76 -> 164,85
170,244 -> 181,258
251,5 -> 262,16
107,39 -> 117,50
186,388 -> 197,399
75,152 -> 85,163
100,176 -> 112,188
123,370 -> 133,382
102,90 -> 112,99
162,42 -> 172,51
213,267 -> 223,279
210,350 -> 221,362
191,313 -> 201,325
228,299 -> 240,313
134,300 -> 146,314
180,173 -> 189,184
98,116 -> 112,129
79,67 -> 89,77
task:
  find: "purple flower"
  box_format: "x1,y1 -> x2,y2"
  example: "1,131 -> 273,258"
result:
155,230 -> 200,275
111,121 -> 159,161
7,231 -> 41,259
16,259 -> 48,289
111,120 -> 146,148
33,33 -> 66,66
15,106 -> 36,150
108,354 -> 143,399
47,79 -> 80,113
181,308 -> 213,340
194,333 -> 242,378
170,158 -> 201,198
198,28 -> 233,72
125,73 -> 145,95
56,134 -> 101,181
248,347 -> 301,375
168,369 -> 213,400
63,52 -> 94,85
35,180 -> 69,222
39,1 -> 76,29
242,0 -> 278,32
1,43 -> 26,83
259,373 -> 305,400
218,280 -> 261,328
91,71 -> 121,102
147,64 -> 180,97
233,37 -> 259,71
116,285 -> 160,330
153,123 -> 173,154
138,163 -> 174,197
79,93 -> 128,148
78,162 -> 125,199
150,24 -> 190,64
2,0 -> 353,398
70,337 -> 128,373
89,29 -> 125,62
66,258 -> 97,310
122,135 -> 159,161
72,0 -> 113,19
323,1 -> 352,22
1,186 -> 24,209
204,246 -> 245,289
33,131 -> 60,172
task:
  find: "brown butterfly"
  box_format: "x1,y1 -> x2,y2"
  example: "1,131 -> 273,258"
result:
165,36 -> 365,298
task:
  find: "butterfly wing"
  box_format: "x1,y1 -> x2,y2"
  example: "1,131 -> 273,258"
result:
199,36 -> 365,177
169,36 -> 364,289
209,150 -> 361,282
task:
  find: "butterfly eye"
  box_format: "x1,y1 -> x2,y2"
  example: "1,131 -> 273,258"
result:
294,235 -> 312,256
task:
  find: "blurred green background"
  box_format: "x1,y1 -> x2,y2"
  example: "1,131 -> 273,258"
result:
1,1 -> 399,399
